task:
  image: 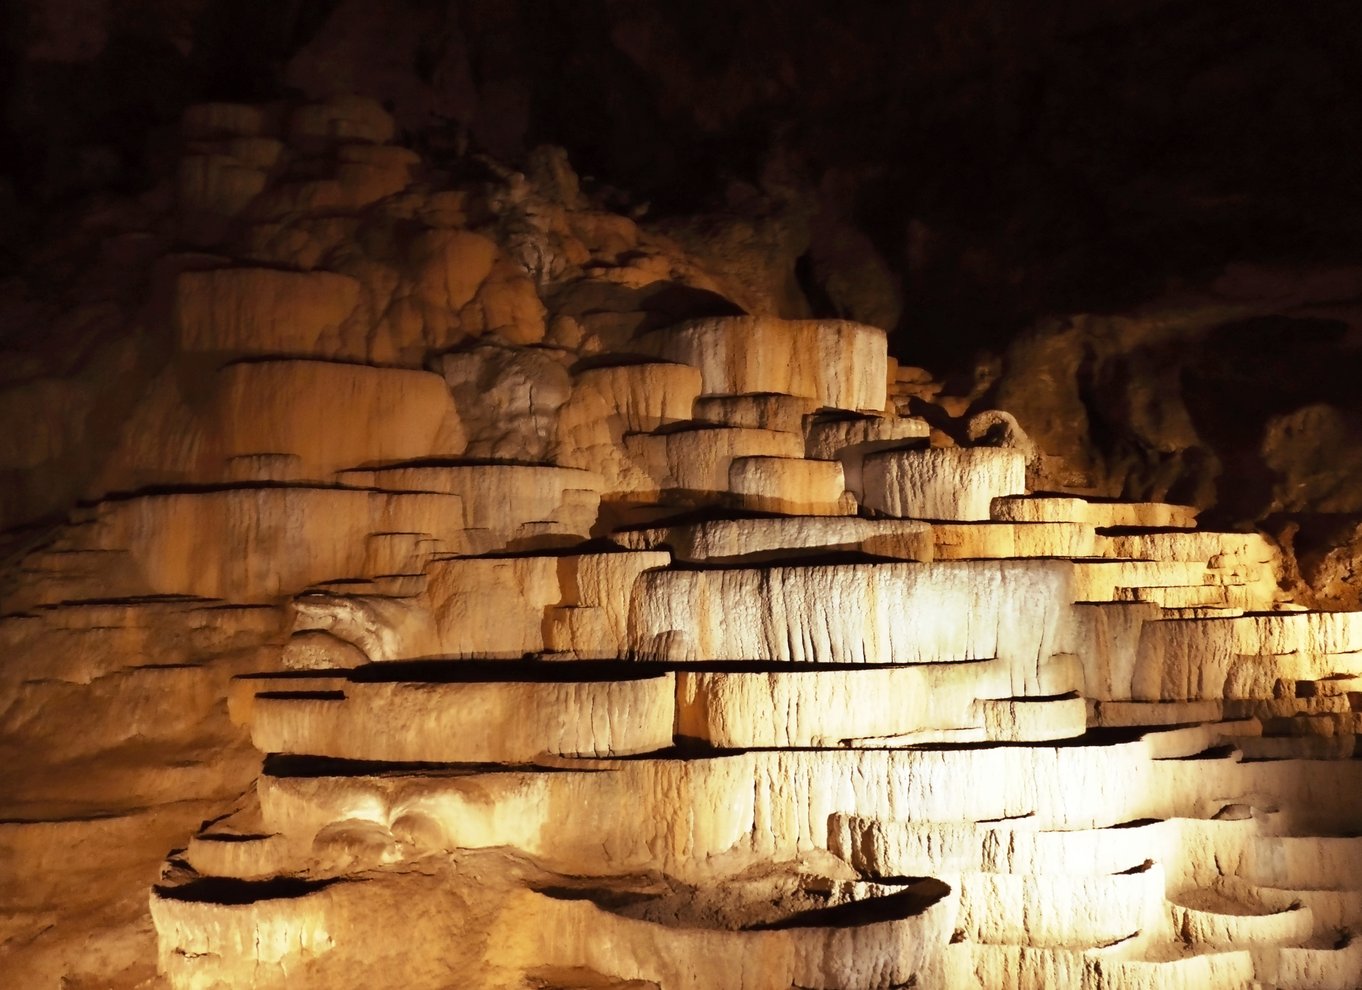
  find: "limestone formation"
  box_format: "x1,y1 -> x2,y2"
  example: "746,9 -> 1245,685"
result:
637,315 -> 889,412
3,95 -> 1362,990
860,447 -> 1027,520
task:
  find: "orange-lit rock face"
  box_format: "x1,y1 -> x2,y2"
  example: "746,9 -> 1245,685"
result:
4,93 -> 1362,990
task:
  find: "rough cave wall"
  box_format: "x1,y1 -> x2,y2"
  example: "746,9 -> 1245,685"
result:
3,0 -> 1362,581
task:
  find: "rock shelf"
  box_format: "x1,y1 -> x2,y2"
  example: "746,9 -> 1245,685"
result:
4,96 -> 1360,990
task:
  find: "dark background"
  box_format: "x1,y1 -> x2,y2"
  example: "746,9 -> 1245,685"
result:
5,0 -> 1361,363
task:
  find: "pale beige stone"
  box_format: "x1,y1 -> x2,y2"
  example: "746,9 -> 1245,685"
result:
691,393 -> 812,433
1092,700 -> 1225,727
154,862 -> 953,990
804,413 -> 931,461
554,362 -> 703,494
246,668 -> 677,761
804,412 -> 931,493
289,594 -> 441,664
1062,601 -> 1166,701
727,456 -> 849,515
860,447 -> 1027,520
620,426 -> 803,497
0,599 -> 283,686
613,516 -> 935,564
338,462 -> 603,552
675,662 -> 1084,749
1119,584 -> 1234,609
329,549 -> 666,662
1080,950 -> 1256,990
182,832 -> 295,881
1132,611 -> 1362,701
932,521 -> 1098,559
23,488 -> 468,605
975,696 -> 1088,742
675,659 -> 1012,748
637,316 -> 888,412
1071,560 -> 1230,603
544,551 -> 673,658
487,880 -> 953,990
956,865 -> 1165,947
16,95 -> 1362,990
629,559 -> 1074,699
560,362 -> 703,440
1151,751 -> 1362,835
1273,938 -> 1362,990
421,555 -> 563,658
1240,834 -> 1362,890
835,814 -> 1259,892
280,629 -> 370,670
992,495 -> 1199,529
1168,889 -> 1313,949
254,740 -> 1161,880
1101,529 -> 1277,565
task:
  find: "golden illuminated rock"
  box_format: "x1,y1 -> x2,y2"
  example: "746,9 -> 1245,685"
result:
615,515 -> 935,563
727,455 -> 850,515
637,315 -> 889,412
174,266 -> 363,358
860,446 -> 1027,520
6,95 -> 1362,990
620,425 -> 804,497
244,665 -> 677,762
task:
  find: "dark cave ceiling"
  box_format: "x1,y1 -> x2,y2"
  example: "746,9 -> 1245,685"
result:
4,0 -> 1361,363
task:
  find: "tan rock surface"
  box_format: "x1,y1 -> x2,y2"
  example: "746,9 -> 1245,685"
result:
245,666 -> 677,761
5,92 -> 1362,990
614,515 -> 935,563
727,455 -> 849,515
860,447 -> 1027,520
620,426 -> 804,497
18,487 -> 469,605
174,267 -> 362,358
637,316 -> 888,412
628,559 -> 1074,681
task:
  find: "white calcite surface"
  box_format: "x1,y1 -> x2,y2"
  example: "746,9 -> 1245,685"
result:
861,446 -> 1027,520
628,559 -> 1073,685
673,659 -> 1084,748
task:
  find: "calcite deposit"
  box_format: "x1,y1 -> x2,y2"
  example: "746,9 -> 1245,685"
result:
3,94 -> 1362,990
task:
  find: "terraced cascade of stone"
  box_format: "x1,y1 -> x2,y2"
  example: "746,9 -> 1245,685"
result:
4,96 -> 1362,990
128,313 -> 1360,988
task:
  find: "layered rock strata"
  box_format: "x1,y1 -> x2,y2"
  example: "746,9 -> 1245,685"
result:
3,97 -> 1360,990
